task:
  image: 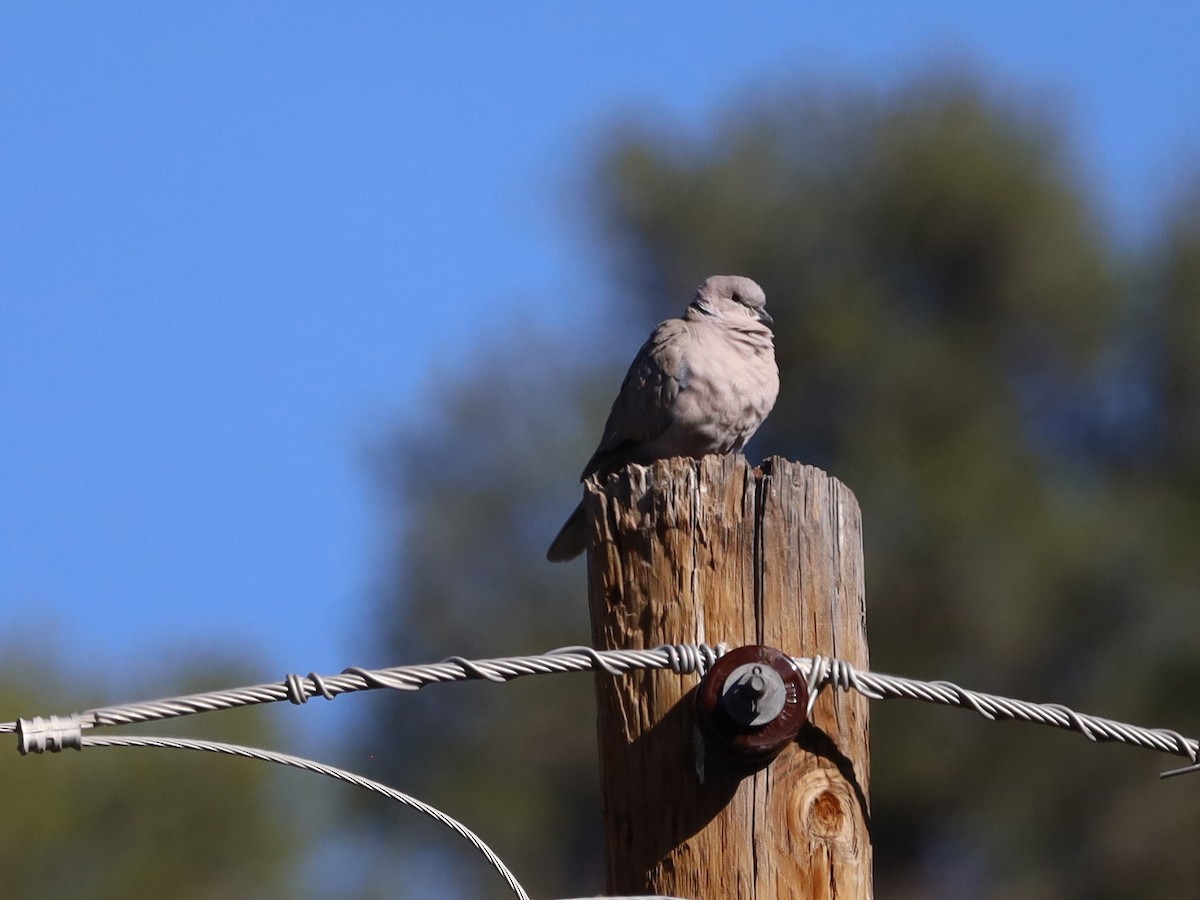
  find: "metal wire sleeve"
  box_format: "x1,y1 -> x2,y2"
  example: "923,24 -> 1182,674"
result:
80,734 -> 530,900
5,642 -> 1197,773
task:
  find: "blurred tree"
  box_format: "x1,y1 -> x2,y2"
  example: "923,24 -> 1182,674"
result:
364,72 -> 1200,898
0,646 -> 315,899
353,335 -> 606,898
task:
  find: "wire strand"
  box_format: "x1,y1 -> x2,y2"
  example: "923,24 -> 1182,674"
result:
1,644 -> 723,735
6,642 -> 1196,770
80,734 -> 530,900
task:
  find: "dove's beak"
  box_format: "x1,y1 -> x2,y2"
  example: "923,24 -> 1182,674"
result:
757,309 -> 774,327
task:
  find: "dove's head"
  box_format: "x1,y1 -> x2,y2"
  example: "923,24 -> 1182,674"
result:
692,275 -> 773,327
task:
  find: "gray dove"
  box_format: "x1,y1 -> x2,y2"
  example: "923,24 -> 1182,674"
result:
547,275 -> 779,561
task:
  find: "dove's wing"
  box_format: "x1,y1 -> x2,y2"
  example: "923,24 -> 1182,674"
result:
580,318 -> 690,480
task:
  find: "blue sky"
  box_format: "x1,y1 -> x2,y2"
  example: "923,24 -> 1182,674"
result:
3,3 -> 1199,690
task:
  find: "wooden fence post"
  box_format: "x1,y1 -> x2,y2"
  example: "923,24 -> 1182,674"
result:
585,455 -> 872,899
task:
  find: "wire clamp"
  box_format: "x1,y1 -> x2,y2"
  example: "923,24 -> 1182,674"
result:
285,672 -> 336,704
17,715 -> 83,754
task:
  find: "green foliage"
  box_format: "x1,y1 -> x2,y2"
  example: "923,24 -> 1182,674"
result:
366,72 -> 1200,897
0,647 -> 302,899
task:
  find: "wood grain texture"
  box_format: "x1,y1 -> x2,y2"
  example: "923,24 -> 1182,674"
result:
585,455 -> 871,899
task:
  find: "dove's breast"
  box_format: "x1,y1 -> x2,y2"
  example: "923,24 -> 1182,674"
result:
644,318 -> 778,459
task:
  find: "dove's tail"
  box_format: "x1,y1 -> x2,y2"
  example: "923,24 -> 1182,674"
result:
546,502 -> 587,562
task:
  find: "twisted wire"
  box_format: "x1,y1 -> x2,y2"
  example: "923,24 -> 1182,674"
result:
4,643 -> 1196,773
0,643 -> 725,735
798,655 -> 1199,768
80,734 -> 529,900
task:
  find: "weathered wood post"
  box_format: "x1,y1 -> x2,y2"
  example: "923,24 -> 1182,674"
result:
585,455 -> 871,899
